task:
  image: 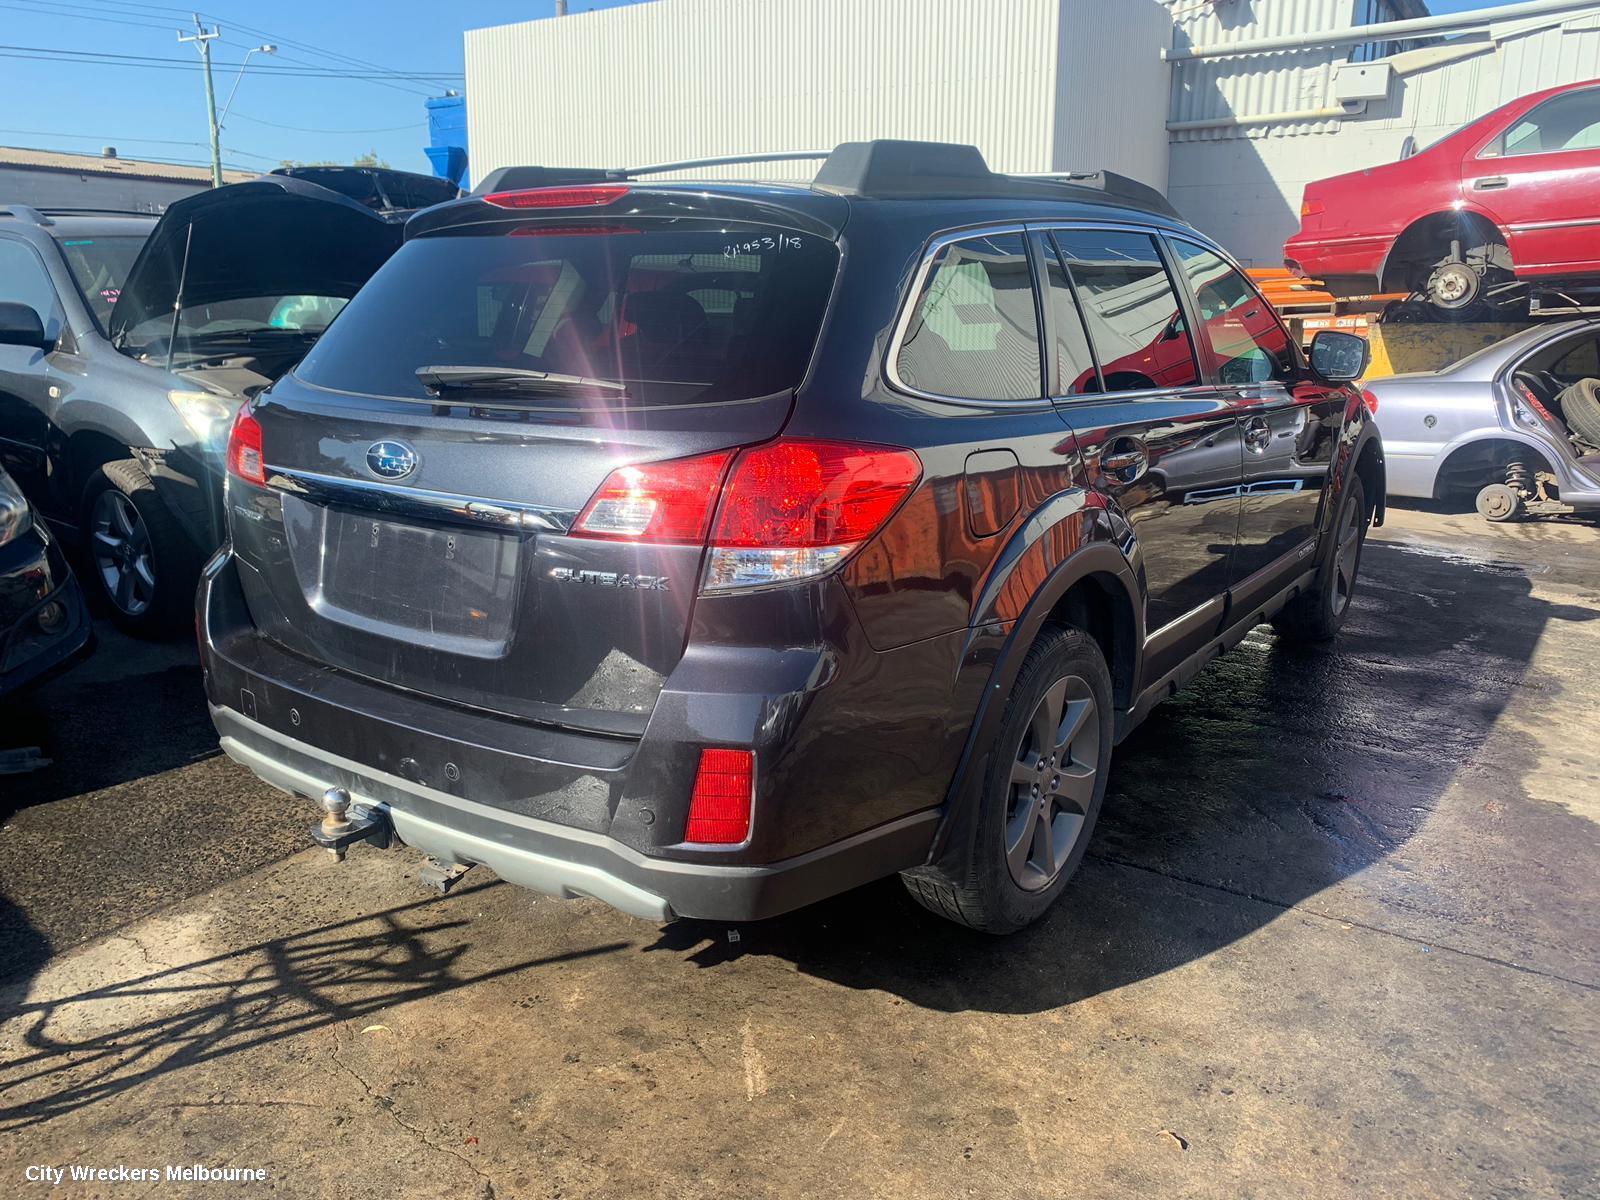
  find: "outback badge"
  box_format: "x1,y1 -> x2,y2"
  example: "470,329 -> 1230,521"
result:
551,566 -> 669,591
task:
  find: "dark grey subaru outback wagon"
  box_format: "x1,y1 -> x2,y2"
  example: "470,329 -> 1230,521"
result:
199,141 -> 1384,933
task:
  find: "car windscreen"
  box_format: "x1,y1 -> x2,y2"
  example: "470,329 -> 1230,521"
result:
54,234 -> 147,332
116,294 -> 350,364
292,219 -> 840,407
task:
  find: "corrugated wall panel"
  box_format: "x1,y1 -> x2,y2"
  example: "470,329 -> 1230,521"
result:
464,0 -> 1172,188
466,0 -> 1061,183
1168,0 -> 1354,141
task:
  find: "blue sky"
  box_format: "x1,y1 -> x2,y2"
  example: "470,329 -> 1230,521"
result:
0,0 -> 644,174
0,0 -> 1540,177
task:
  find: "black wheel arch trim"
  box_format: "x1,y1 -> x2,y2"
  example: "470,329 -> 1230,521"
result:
926,529 -> 1141,868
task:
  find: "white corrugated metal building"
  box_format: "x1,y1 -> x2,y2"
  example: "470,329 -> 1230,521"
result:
463,0 -> 1600,267
464,0 -> 1175,187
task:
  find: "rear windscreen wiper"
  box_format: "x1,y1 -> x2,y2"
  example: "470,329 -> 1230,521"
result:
415,365 -> 628,397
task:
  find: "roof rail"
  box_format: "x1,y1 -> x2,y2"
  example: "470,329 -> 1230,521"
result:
622,151 -> 831,177
472,152 -> 829,195
813,140 -> 1184,219
35,206 -> 154,217
1013,170 -> 1181,220
0,204 -> 52,226
469,141 -> 1184,221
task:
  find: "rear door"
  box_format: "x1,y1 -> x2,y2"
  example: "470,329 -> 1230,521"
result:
1468,86 -> 1600,277
1041,225 -> 1244,681
230,215 -> 839,735
1165,236 -> 1342,607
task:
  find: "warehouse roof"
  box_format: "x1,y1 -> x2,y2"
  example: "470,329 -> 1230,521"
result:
0,145 -> 255,185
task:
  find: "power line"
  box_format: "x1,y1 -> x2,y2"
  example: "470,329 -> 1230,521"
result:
227,112 -> 423,135
0,45 -> 462,77
0,125 -> 279,161
95,0 -> 467,89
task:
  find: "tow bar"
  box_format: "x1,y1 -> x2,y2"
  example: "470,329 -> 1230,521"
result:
309,786 -> 392,861
309,787 -> 475,894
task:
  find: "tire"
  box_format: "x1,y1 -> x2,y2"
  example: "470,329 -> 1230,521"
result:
1272,476 -> 1368,643
80,459 -> 201,637
902,625 -> 1113,934
1557,378 -> 1600,449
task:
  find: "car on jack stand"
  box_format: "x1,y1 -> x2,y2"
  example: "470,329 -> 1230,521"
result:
1368,318 -> 1600,521
200,140 -> 1384,934
1285,78 -> 1600,322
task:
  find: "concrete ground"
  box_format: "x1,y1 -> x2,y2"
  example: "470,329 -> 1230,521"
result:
1,504 -> 1596,1199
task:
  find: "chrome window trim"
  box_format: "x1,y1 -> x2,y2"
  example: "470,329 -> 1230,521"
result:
263,465 -> 575,534
882,217 -> 1248,409
883,222 -> 1039,406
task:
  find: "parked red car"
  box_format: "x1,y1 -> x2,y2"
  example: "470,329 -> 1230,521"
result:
1285,78 -> 1600,317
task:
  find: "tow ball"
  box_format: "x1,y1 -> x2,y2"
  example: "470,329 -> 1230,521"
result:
310,787 -> 392,861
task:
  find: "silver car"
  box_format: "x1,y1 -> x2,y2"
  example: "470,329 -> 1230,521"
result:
1369,319 -> 1600,521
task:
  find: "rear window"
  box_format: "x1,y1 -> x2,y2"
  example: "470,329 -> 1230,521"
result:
294,220 -> 839,406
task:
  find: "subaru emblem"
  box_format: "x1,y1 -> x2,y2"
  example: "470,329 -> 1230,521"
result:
366,440 -> 417,480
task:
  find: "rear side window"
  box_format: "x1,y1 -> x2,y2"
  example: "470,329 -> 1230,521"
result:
1051,230 -> 1200,393
1499,87 -> 1600,156
295,220 -> 838,406
1168,238 -> 1296,386
894,233 -> 1042,401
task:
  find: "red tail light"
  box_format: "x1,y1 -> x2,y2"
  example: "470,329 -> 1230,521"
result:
570,438 -> 921,592
226,406 -> 265,485
572,450 -> 733,543
1300,198 -> 1325,218
704,438 -> 921,591
483,185 -> 629,210
710,440 -> 922,547
684,748 -> 754,844
1362,388 -> 1379,415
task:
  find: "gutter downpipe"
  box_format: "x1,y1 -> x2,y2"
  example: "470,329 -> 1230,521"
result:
1162,0 -> 1598,61
1167,104 -> 1359,133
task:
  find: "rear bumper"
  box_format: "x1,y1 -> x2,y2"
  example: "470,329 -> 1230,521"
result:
215,703 -> 936,922
199,549 -> 952,921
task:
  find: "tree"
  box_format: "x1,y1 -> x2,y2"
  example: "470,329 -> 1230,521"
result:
277,149 -> 391,169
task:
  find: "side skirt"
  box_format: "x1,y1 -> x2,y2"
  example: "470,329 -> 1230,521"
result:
1114,566 -> 1317,744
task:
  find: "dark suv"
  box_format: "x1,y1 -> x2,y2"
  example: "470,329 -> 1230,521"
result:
200,142 -> 1384,933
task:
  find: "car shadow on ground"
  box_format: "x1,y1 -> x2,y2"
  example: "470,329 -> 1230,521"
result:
0,878 -> 625,1132
0,619 -> 215,817
647,540 -> 1599,1011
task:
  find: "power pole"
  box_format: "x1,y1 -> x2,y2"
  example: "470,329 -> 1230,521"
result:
556,0 -> 568,14
177,13 -> 223,187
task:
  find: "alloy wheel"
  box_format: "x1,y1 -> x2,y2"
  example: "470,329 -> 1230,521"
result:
1004,674 -> 1099,892
91,490 -> 156,617
1331,494 -> 1363,617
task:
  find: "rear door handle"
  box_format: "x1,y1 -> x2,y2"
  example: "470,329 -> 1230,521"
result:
1474,176 -> 1509,190
1243,415 -> 1273,454
1101,436 -> 1148,481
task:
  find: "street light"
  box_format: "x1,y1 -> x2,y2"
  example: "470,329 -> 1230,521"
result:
219,43 -> 277,130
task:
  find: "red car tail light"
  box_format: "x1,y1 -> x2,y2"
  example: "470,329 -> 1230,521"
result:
1300,198 -> 1325,218
482,185 -> 629,210
226,406 -> 265,485
684,748 -> 754,844
1361,388 -> 1379,415
571,450 -> 734,544
703,439 -> 921,592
